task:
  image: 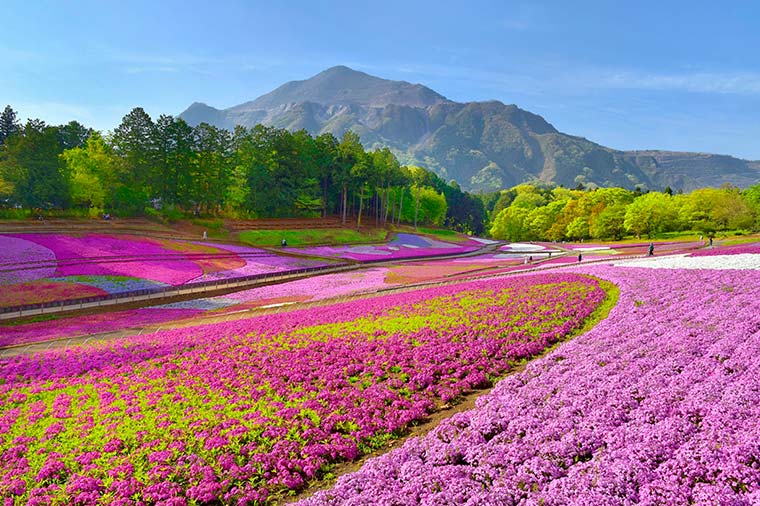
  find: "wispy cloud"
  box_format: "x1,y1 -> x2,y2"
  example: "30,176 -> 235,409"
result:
124,66 -> 179,75
598,71 -> 760,95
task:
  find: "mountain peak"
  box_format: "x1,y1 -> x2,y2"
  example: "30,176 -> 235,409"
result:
240,65 -> 449,110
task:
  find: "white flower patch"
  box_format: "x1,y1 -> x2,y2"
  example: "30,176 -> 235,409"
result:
614,253 -> 760,270
575,246 -> 611,252
503,243 -> 545,251
470,237 -> 500,245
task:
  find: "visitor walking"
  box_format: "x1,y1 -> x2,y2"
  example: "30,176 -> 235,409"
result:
648,243 -> 654,256
578,253 -> 582,262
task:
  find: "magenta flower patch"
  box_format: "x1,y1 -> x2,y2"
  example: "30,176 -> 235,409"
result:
0,272 -> 602,503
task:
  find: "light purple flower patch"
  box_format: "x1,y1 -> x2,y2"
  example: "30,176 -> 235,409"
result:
0,235 -> 56,284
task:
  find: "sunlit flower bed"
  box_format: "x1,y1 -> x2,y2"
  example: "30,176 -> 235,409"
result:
617,253 -> 760,270
289,233 -> 481,262
303,263 -> 760,505
0,273 -> 604,504
0,234 -> 329,308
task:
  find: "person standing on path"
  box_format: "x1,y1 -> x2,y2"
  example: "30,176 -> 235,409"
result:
648,243 -> 654,256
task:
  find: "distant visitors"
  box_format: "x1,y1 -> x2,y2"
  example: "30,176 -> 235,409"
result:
709,237 -> 713,247
528,255 -> 533,263
102,213 -> 111,221
648,243 -> 654,256
699,234 -> 703,242
281,239 -> 287,247
578,253 -> 582,262
202,230 -> 207,240
524,256 -> 528,265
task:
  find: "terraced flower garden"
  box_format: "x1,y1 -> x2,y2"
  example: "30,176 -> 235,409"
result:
0,273 -> 606,504
4,231 -> 759,504
0,234 -> 331,309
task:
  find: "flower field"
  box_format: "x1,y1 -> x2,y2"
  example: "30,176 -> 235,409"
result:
302,260 -> 760,505
0,273 -> 605,504
288,233 -> 482,262
690,242 -> 760,256
0,234 -> 330,308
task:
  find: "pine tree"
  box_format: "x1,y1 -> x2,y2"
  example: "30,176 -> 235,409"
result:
0,105 -> 21,145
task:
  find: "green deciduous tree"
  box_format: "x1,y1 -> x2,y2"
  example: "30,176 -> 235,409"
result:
60,133 -> 119,214
624,192 -> 679,238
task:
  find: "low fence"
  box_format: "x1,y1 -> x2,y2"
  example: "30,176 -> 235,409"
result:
0,263 -> 357,320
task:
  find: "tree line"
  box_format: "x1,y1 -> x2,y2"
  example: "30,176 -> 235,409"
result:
486,183 -> 760,241
0,105 -> 486,234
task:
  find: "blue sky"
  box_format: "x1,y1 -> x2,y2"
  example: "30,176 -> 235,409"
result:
2,0 -> 759,159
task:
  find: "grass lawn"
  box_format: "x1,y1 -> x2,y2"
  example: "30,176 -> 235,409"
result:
238,228 -> 387,247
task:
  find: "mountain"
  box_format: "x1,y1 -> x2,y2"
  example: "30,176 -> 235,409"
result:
180,66 -> 760,192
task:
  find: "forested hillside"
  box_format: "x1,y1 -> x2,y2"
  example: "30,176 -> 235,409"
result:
0,105 -> 486,234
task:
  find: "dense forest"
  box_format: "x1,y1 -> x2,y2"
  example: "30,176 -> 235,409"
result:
2,103 -> 760,241
0,105 -> 486,234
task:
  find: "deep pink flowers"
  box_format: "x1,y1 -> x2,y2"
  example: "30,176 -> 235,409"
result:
0,272 -> 602,504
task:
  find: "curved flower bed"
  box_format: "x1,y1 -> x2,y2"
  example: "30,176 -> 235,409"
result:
0,281 -> 107,309
0,236 -> 56,284
0,273 -> 604,504
214,267 -> 390,307
191,255 -> 328,283
11,234 -> 204,285
302,263 -> 760,505
0,234 -> 333,308
0,308 -> 205,348
289,233 -> 481,262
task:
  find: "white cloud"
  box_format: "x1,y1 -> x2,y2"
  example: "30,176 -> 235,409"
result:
123,66 -> 179,75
